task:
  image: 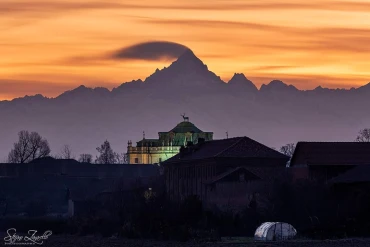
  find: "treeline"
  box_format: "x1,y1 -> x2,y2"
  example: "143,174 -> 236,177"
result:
5,127 -> 370,163
6,130 -> 126,164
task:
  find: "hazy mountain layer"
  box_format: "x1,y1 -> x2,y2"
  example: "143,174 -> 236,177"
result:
0,49 -> 369,160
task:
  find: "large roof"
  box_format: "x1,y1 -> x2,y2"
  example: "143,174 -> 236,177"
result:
290,142 -> 370,166
164,137 -> 289,163
169,121 -> 204,133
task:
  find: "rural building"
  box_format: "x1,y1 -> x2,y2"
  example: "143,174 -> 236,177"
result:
289,142 -> 370,181
162,136 -> 289,212
0,157 -> 160,217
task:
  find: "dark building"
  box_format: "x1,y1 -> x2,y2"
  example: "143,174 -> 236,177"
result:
162,137 -> 289,211
0,156 -> 159,178
289,142 -> 370,181
331,165 -> 370,185
0,157 -> 160,217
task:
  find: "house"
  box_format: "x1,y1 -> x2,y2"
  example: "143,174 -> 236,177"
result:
162,137 -> 289,212
289,142 -> 370,181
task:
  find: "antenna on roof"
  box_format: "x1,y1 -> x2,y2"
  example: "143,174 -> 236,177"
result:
226,131 -> 229,139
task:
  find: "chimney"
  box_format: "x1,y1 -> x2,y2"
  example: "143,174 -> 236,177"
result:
179,146 -> 186,158
198,138 -> 205,144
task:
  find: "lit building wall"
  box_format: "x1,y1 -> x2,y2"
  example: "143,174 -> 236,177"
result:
127,146 -> 181,164
126,118 -> 213,164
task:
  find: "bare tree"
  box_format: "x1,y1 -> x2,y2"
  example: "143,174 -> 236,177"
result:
60,145 -> 74,159
95,140 -> 118,164
115,153 -> 128,164
8,130 -> 51,163
356,128 -> 370,142
79,154 -> 93,163
280,143 -> 296,157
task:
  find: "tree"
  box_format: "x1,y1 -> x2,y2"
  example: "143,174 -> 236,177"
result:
95,140 -> 118,164
280,143 -> 296,157
79,154 -> 93,163
116,153 -> 128,164
356,128 -> 370,142
8,130 -> 51,163
60,145 -> 74,159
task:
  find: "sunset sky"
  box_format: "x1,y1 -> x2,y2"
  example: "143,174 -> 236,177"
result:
1,0 -> 370,100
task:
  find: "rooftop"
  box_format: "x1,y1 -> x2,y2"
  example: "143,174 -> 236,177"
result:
168,120 -> 204,133
290,142 -> 370,166
164,136 -> 289,163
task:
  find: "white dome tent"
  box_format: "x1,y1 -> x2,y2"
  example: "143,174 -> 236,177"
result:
254,222 -> 297,241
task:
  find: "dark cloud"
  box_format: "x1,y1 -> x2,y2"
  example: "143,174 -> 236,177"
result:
110,41 -> 189,61
143,19 -> 289,32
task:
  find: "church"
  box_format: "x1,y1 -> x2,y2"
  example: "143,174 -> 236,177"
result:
127,116 -> 213,164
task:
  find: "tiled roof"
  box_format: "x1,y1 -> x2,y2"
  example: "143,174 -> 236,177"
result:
165,137 -> 289,163
290,142 -> 370,166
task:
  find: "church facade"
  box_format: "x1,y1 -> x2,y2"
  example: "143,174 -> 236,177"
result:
127,117 -> 213,164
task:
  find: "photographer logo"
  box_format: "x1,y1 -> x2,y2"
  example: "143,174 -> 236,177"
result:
4,228 -> 52,245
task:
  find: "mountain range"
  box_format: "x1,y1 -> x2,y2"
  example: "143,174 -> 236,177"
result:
0,49 -> 369,160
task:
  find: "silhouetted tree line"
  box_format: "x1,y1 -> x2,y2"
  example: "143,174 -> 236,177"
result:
356,128 -> 370,142
7,127 -> 370,164
279,143 -> 296,157
7,130 -> 127,164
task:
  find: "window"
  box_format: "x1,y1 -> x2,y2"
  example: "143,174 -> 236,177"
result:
135,158 -> 139,164
239,173 -> 245,182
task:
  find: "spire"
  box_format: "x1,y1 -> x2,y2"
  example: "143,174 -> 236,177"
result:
143,131 -> 145,140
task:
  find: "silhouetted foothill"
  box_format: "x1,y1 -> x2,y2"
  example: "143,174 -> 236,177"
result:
260,80 -> 299,93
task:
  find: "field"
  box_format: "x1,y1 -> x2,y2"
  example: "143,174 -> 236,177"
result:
3,235 -> 370,247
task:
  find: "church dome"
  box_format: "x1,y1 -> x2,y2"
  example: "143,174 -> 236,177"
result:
170,121 -> 203,133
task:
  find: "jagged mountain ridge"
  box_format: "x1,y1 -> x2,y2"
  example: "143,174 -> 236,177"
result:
1,49 -> 369,102
0,49 -> 369,161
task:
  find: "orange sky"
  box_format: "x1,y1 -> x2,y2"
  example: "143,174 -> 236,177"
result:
1,0 -> 370,100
